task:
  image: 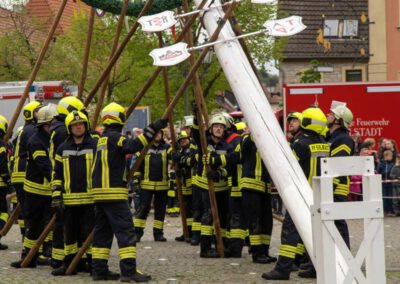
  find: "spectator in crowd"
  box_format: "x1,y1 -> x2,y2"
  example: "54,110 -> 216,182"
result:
349,143 -> 371,202
390,154 -> 400,216
363,137 -> 378,167
378,150 -> 395,217
378,139 -> 397,162
351,132 -> 362,156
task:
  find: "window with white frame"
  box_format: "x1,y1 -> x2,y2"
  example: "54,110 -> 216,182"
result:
324,19 -> 359,38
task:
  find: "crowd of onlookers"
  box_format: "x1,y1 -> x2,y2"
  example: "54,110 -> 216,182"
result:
350,134 -> 400,217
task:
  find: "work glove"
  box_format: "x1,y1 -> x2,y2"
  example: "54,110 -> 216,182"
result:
202,153 -> 225,167
51,190 -> 64,217
206,168 -> 228,182
143,118 -> 168,141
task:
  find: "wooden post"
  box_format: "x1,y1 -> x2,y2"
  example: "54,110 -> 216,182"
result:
181,0 -> 224,256
78,8 -> 96,99
21,214 -> 57,268
66,231 -> 94,275
0,203 -> 21,237
83,0 -> 155,107
91,0 -> 129,128
126,2 -> 236,182
125,0 -> 210,118
157,33 -> 189,240
4,0 -> 68,143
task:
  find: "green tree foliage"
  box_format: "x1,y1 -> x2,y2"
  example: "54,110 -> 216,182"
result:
296,60 -> 322,83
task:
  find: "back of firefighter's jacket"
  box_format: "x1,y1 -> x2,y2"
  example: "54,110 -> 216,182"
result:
92,127 -> 148,202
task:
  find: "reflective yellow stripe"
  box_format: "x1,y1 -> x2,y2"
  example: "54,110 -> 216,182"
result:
153,220 -> 164,229
138,134 -> 148,147
279,244 -> 297,259
186,218 -> 193,226
24,179 -> 51,196
141,181 -> 169,190
18,219 -> 25,228
230,229 -> 246,240
50,132 -> 56,166
55,154 -> 62,163
331,144 -> 352,156
117,136 -> 125,147
52,248 -> 65,261
192,222 -> 201,232
134,218 -> 146,228
0,146 -> 6,154
92,187 -> 128,201
11,172 -> 25,183
201,225 -> 213,236
92,247 -> 110,260
261,234 -> 271,245
118,246 -> 136,260
65,243 -> 78,256
23,237 -> 36,249
0,212 -> 9,222
296,243 -> 305,255
249,235 -> 262,245
63,193 -> 94,205
86,153 -> 93,191
32,150 -> 47,160
240,178 -> 265,192
63,156 -> 71,193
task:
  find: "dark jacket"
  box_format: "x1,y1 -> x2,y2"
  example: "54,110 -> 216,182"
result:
52,134 -> 98,206
92,125 -> 149,202
24,128 -> 52,196
11,121 -> 37,184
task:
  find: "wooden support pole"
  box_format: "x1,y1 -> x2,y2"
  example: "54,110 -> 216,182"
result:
125,0 -> 210,118
127,3 -> 237,258
0,203 -> 20,237
157,33 -> 189,240
78,8 -> 96,99
83,0 -> 155,107
21,214 -> 57,268
66,231 -> 94,275
4,0 -> 68,143
91,0 -> 129,128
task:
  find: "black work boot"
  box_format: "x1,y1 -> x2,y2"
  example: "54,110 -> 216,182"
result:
154,234 -> 167,242
120,270 -> 152,282
298,267 -> 317,278
51,265 -> 73,276
200,248 -> 220,258
10,259 -> 37,269
190,236 -> 200,246
133,232 -> 143,244
0,243 -> 8,250
261,269 -> 290,280
92,270 -> 120,281
175,235 -> 185,242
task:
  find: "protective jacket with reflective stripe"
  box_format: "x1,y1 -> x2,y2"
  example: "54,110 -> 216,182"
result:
49,117 -> 68,164
139,141 -> 171,191
326,128 -> 354,196
24,128 -> 52,196
52,134 -> 98,206
240,134 -> 269,193
292,130 -> 330,185
0,137 -> 10,187
11,121 -> 37,184
92,126 -> 149,202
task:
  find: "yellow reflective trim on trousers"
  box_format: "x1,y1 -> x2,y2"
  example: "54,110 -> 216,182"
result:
63,192 -> 94,206
134,218 -> 146,228
141,182 -> 169,190
153,220 -> 164,229
249,235 -> 262,245
195,175 -> 228,192
24,179 -> 51,196
23,237 -> 36,249
63,157 -> 71,193
92,188 -> 128,201
46,231 -> 53,241
52,248 -> 65,261
261,234 -> 271,245
240,178 -> 265,192
182,186 -> 192,195
279,244 -> 297,259
0,212 -> 9,222
186,218 -> 193,226
92,247 -> 110,260
64,243 -> 78,255
18,219 -> 25,228
230,229 -> 246,240
32,150 -> 47,160
119,246 -> 136,260
201,225 -> 213,236
296,243 -> 305,255
331,144 -> 352,156
167,189 -> 175,198
192,222 -> 201,231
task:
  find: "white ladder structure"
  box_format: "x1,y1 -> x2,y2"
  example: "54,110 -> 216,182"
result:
194,1 -> 386,283
312,156 -> 386,284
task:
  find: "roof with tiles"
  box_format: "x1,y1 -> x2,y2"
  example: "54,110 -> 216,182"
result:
279,0 -> 369,61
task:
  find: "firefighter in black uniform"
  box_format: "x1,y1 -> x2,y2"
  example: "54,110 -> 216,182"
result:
193,113 -> 232,258
326,101 -> 354,249
51,110 -> 97,276
11,101 -> 41,239
11,104 -> 58,268
133,129 -> 172,242
240,132 -> 277,263
0,115 -> 11,250
49,96 -> 86,268
224,118 -> 245,258
262,107 -> 330,280
91,102 -> 166,282
174,130 -> 196,242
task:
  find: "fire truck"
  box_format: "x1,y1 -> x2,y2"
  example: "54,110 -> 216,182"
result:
0,81 -> 76,133
283,81 -> 400,146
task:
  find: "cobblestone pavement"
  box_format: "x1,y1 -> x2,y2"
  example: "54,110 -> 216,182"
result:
0,212 -> 399,284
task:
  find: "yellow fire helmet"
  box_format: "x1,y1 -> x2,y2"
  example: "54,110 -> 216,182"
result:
0,115 -> 8,134
301,107 -> 327,135
65,110 -> 89,134
23,101 -> 41,121
101,102 -> 126,126
57,96 -> 85,116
